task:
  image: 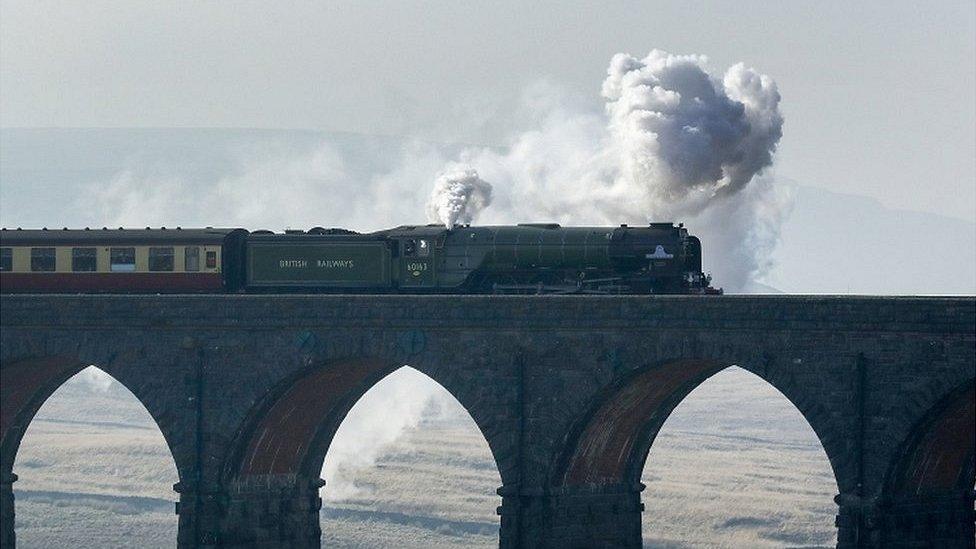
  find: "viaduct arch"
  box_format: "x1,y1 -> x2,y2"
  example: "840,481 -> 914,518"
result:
213,358 -> 511,545
8,365 -> 181,546
0,294 -> 973,548
1,357 -> 188,548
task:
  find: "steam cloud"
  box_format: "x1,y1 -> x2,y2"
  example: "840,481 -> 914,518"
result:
602,50 -> 783,213
84,50 -> 787,291
322,367 -> 452,500
425,165 -> 494,228
453,49 -> 788,289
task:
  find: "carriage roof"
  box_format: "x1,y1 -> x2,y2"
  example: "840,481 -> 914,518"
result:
0,227 -> 241,246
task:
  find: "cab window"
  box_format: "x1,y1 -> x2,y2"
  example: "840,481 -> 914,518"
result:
417,239 -> 430,257
149,247 -> 174,271
404,239 -> 416,256
72,248 -> 97,272
110,247 -> 136,272
184,246 -> 200,272
31,248 -> 56,272
0,248 -> 11,271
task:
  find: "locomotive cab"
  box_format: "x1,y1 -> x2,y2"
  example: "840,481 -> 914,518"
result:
384,225 -> 449,289
399,236 -> 435,287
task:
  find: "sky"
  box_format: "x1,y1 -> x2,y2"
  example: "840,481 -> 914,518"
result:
1,1 -> 974,221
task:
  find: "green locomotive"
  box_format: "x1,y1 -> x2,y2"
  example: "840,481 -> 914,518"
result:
243,223 -> 718,294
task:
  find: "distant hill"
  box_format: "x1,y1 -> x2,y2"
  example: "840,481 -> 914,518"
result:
2,128 -> 973,295
766,185 -> 975,295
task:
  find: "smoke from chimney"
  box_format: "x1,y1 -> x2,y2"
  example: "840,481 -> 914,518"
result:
425,165 -> 494,228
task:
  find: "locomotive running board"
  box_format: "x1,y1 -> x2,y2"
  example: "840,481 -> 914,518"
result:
491,282 -> 631,295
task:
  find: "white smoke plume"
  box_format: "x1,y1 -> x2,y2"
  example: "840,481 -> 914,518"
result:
82,141 -> 444,233
83,49 -> 787,291
457,49 -> 788,289
426,165 -> 494,228
321,367 -> 454,500
601,50 -> 783,213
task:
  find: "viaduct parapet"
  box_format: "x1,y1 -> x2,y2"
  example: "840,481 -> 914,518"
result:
1,295 -> 974,548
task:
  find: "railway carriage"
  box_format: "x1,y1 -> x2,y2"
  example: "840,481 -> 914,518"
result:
0,223 -> 719,294
0,227 -> 247,293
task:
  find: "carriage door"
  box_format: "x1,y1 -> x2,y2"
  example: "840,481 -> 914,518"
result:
401,238 -> 435,287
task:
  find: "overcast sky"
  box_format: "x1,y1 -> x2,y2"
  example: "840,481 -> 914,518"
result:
1,1 -> 974,220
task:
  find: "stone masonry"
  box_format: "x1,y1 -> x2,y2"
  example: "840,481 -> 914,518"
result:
1,295 -> 973,548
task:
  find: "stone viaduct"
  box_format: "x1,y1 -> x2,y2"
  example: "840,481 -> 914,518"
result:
0,295 -> 973,548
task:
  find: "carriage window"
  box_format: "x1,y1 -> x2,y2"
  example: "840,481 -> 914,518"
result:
205,250 -> 217,269
417,239 -> 430,257
31,247 -> 56,272
0,248 -> 11,271
71,247 -> 97,272
110,247 -> 136,272
149,247 -> 174,271
184,246 -> 200,272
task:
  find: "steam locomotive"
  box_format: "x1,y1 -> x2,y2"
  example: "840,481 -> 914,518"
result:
0,223 -> 720,294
